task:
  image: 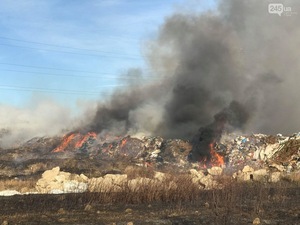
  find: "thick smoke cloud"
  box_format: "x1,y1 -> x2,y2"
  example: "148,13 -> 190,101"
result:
0,0 -> 300,149
88,14 -> 246,138
220,0 -> 300,134
88,0 -> 300,138
153,14 -> 245,138
3,0 -> 298,148
87,74 -> 167,137
190,100 -> 250,162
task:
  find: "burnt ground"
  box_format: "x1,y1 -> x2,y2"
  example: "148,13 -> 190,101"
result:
0,182 -> 299,225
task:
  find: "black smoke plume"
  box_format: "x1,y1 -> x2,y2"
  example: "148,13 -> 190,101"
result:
189,101 -> 249,162
86,0 -> 300,149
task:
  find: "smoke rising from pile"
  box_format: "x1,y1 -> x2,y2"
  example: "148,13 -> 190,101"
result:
88,0 -> 300,138
2,0 -> 299,148
190,100 -> 250,161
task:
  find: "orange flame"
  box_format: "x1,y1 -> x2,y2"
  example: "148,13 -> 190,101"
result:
120,138 -> 127,148
53,133 -> 77,152
209,143 -> 224,167
75,132 -> 97,148
53,132 -> 97,153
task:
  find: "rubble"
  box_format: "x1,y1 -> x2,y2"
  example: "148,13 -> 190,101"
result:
36,167 -> 88,193
207,166 -> 223,176
34,166 -> 222,193
232,165 -> 287,183
189,168 -> 219,189
253,169 -> 268,181
189,170 -> 205,187
199,174 -> 217,189
88,174 -> 128,192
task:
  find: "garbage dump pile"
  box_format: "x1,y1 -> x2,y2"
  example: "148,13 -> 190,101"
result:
46,131 -> 300,172
219,132 -> 300,172
0,131 -> 300,195
48,131 -> 193,168
0,131 -> 299,177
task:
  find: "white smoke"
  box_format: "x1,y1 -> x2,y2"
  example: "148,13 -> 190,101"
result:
0,98 -> 84,147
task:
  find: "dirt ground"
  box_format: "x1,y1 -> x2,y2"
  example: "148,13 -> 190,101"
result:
0,184 -> 299,225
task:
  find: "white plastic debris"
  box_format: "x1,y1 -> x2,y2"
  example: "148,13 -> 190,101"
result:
0,190 -> 21,196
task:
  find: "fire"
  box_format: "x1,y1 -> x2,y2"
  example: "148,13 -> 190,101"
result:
75,132 -> 97,148
52,133 -> 78,152
52,131 -> 97,153
209,143 -> 224,167
198,143 -> 225,168
120,138 -> 127,148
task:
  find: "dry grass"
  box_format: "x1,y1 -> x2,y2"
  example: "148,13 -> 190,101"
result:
0,178 -> 37,192
282,171 -> 300,184
88,173 -> 200,204
124,165 -> 155,179
206,178 -> 300,224
87,171 -> 299,211
0,174 -> 299,225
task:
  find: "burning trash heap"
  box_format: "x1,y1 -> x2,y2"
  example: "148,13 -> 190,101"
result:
45,96 -> 300,189
1,1 -> 300,195
1,127 -> 299,195
1,112 -> 300,195
1,99 -> 300,194
1,96 -> 300,195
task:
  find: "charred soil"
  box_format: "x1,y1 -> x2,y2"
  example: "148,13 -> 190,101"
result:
0,181 -> 299,225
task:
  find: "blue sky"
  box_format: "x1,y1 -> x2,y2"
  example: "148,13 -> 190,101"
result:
0,0 -> 216,109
